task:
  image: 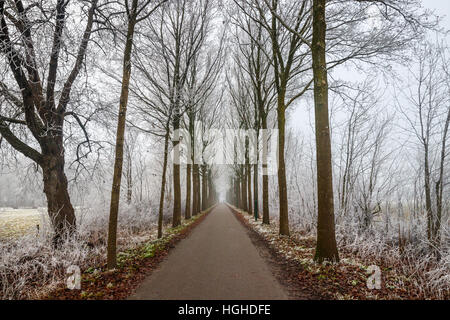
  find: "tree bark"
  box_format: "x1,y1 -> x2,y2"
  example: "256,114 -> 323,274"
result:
277,96 -> 289,235
186,111 -> 195,218
42,152 -> 76,245
185,163 -> 192,219
107,0 -> 138,269
192,163 -> 200,215
247,163 -> 252,215
126,150 -> 132,204
172,164 -> 181,226
201,164 -> 208,210
431,107 -> 449,254
171,27 -> 182,227
262,173 -> 269,223
253,163 -> 258,219
424,142 -> 433,244
246,137 -> 252,215
241,165 -> 247,211
208,169 -> 214,207
261,119 -> 270,224
158,128 -> 170,238
172,120 -> 181,227
0,0 -> 97,240
236,176 -> 241,208
312,0 -> 339,263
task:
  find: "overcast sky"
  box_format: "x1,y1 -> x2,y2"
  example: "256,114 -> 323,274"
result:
427,0 -> 450,29
288,0 -> 450,134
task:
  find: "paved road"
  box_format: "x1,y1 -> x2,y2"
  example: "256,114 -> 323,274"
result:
129,204 -> 288,300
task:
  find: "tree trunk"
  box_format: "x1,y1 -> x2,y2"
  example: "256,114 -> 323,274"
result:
186,112 -> 194,218
192,163 -> 200,215
201,164 -> 208,210
262,173 -> 269,223
246,138 -> 252,215
424,143 -> 433,244
253,163 -> 258,220
241,165 -> 247,211
107,1 -> 138,269
158,129 -> 170,238
277,97 -> 289,236
126,152 -> 132,204
42,153 -> 76,245
197,166 -> 201,213
432,108 -> 449,254
312,0 -> 339,263
229,178 -> 234,204
185,163 -> 191,219
262,119 -> 270,224
208,169 -> 214,207
172,122 -> 181,227
0,0 -> 96,243
236,176 -> 241,208
247,163 -> 252,215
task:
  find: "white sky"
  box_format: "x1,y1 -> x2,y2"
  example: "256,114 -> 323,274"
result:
288,0 -> 450,133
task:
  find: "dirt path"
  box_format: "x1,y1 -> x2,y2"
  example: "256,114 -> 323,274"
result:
128,204 -> 289,300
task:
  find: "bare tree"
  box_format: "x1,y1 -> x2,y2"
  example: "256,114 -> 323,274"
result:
396,40 -> 450,256
183,19 -> 224,218
127,0 -> 220,236
227,62 -> 253,213
233,0 -> 313,235
197,87 -> 222,210
128,18 -> 175,239
312,0 -> 339,262
229,8 -> 276,223
143,0 -> 213,227
0,0 -> 98,243
107,0 -> 166,269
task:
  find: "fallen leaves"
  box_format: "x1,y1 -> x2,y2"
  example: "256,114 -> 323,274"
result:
227,204 -> 448,300
42,207 -> 215,300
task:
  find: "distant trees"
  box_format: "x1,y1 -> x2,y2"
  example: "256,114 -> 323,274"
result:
260,0 -> 313,236
333,80 -> 392,232
129,35 -> 174,238
144,0 -> 214,228
0,0 -> 446,277
0,0 -> 98,243
396,41 -> 450,256
230,6 -> 276,223
197,89 -> 222,209
183,6 -> 224,218
129,0 -> 220,235
233,0 -> 313,236
227,0 -> 436,252
227,62 -> 252,214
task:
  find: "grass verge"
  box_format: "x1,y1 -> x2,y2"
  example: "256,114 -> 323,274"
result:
226,203 -> 449,300
43,206 -> 215,300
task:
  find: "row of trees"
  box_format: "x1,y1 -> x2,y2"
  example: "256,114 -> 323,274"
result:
106,0 -> 224,268
225,0 -> 440,262
0,0 -> 446,268
0,0 -> 222,269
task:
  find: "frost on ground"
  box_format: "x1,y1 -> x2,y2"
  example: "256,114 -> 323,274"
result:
0,202 -> 170,299
231,205 -> 449,300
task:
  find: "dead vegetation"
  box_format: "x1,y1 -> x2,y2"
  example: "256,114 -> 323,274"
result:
229,204 -> 449,300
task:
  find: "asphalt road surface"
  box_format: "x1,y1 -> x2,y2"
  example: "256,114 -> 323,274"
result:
129,203 -> 288,300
